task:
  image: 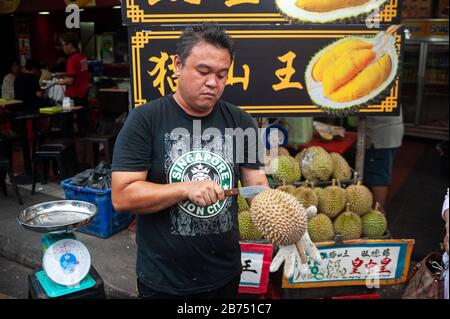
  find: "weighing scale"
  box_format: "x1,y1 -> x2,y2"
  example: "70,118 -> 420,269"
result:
18,200 -> 101,298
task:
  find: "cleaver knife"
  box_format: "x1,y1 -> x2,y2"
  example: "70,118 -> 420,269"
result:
224,185 -> 268,199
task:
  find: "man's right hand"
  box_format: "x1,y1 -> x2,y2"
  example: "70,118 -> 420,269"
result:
184,181 -> 225,207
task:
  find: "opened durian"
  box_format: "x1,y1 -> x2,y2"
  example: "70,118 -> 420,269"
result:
305,31 -> 399,115
333,204 -> 362,240
276,0 -> 388,24
361,203 -> 387,238
250,189 -> 307,246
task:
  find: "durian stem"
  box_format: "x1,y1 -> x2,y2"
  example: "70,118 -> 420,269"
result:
295,241 -> 307,265
357,180 -> 362,186
375,202 -> 380,211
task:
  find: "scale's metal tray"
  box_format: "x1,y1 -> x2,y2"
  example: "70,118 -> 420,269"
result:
17,200 -> 97,234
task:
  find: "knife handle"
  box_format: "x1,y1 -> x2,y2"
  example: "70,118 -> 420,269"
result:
224,189 -> 239,197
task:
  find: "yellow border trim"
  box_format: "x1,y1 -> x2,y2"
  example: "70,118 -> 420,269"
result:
130,29 -> 401,114
282,239 -> 415,288
125,0 -> 399,24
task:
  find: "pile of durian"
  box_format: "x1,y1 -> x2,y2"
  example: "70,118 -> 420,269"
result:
278,179 -> 388,242
238,178 -> 387,243
266,145 -> 353,185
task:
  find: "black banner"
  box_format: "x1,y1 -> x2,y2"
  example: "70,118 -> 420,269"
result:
128,25 -> 403,117
122,0 -> 402,26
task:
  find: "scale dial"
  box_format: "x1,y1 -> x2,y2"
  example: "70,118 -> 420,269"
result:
42,239 -> 91,286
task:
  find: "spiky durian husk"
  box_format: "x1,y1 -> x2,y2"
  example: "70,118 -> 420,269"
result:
250,189 -> 307,246
361,204 -> 387,238
333,209 -> 362,240
318,182 -> 347,218
330,152 -> 353,180
239,210 -> 263,241
275,0 -> 389,24
299,147 -> 333,182
277,184 -> 297,195
292,184 -> 319,209
346,182 -> 373,216
269,155 -> 302,184
308,214 -> 335,242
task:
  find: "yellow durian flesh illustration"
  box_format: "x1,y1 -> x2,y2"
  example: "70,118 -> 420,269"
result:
312,40 -> 373,82
295,0 -> 370,13
322,49 -> 376,97
329,54 -> 392,103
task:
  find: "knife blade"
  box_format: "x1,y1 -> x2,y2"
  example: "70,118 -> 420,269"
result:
224,185 -> 268,199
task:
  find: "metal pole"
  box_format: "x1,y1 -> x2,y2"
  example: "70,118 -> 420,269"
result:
355,117 -> 366,180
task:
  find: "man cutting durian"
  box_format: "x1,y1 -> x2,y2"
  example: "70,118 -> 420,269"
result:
111,23 -> 269,299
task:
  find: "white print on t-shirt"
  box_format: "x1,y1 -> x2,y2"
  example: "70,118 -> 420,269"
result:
165,133 -> 235,236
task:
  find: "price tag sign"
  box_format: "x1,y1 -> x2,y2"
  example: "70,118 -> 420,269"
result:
283,239 -> 414,288
239,242 -> 273,294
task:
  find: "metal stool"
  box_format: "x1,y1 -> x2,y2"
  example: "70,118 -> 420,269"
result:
31,143 -> 74,194
0,156 -> 23,205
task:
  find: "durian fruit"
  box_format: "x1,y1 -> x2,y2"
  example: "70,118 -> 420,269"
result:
276,0 -> 388,24
305,32 -> 399,115
269,155 -> 301,184
330,152 -> 352,180
299,146 -> 333,182
346,181 -> 373,216
239,210 -> 263,241
318,179 -> 347,219
238,195 -> 250,213
333,204 -> 362,240
277,184 -> 297,195
292,181 -> 319,209
313,186 -> 324,198
308,214 -> 335,242
250,189 -> 307,246
362,203 -> 387,238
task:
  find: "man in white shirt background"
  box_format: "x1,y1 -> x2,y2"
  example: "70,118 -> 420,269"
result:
1,61 -> 20,99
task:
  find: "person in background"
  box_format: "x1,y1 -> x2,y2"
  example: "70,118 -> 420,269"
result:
363,108 -> 404,214
13,59 -> 45,111
1,61 -> 20,99
442,189 -> 449,299
55,32 -> 91,134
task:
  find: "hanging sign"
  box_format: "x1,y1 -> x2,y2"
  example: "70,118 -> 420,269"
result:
282,239 -> 415,288
121,0 -> 402,25
128,25 -> 403,117
239,242 -> 273,294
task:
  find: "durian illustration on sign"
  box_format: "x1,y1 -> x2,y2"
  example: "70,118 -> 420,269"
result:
275,0 -> 388,24
305,31 -> 399,115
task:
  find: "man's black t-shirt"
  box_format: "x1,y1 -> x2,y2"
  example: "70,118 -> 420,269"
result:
112,95 -> 263,295
14,73 -> 42,110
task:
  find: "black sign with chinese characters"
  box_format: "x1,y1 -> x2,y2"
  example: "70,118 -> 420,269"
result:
128,25 -> 403,117
122,0 -> 402,26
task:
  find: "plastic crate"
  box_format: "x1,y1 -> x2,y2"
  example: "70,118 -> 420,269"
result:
61,178 -> 134,238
